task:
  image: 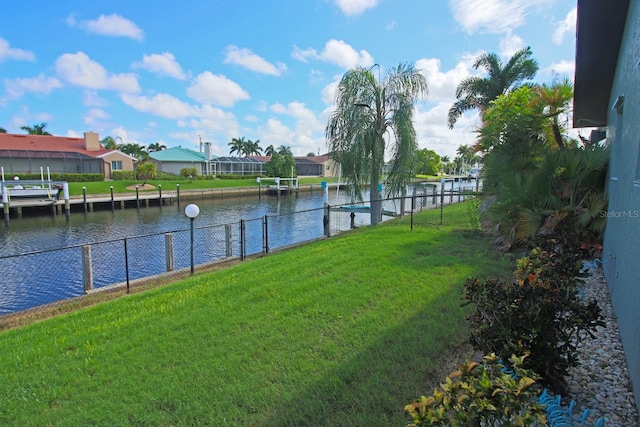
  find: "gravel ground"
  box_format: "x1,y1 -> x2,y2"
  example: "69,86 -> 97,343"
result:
566,267 -> 639,427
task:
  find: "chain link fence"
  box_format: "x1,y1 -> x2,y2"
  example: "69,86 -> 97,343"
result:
0,186 -> 481,319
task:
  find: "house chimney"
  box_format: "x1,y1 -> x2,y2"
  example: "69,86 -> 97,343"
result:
84,132 -> 100,151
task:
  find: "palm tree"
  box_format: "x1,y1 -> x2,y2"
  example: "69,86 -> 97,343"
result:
534,78 -> 574,150
120,143 -> 148,161
147,142 -> 167,152
326,62 -> 428,225
228,137 -> 247,156
264,145 -> 277,156
101,136 -> 118,149
277,145 -> 292,156
448,47 -> 538,129
242,139 -> 262,156
20,122 -> 52,135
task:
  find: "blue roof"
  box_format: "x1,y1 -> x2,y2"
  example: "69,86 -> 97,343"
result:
149,146 -> 215,162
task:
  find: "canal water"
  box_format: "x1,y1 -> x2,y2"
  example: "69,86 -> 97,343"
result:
0,181 -> 477,314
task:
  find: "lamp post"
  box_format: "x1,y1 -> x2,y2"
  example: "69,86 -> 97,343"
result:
184,203 -> 200,275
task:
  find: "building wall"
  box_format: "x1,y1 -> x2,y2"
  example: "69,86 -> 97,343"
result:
101,152 -> 135,179
152,160 -> 202,176
602,0 -> 640,409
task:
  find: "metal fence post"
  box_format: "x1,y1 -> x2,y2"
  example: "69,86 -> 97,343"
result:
264,215 -> 269,254
323,204 -> 330,237
440,180 -> 445,225
240,219 -> 246,261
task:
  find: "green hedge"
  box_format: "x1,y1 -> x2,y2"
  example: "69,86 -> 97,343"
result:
112,170 -> 136,180
12,173 -> 104,182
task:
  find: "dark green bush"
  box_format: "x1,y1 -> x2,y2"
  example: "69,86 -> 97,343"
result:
463,246 -> 603,394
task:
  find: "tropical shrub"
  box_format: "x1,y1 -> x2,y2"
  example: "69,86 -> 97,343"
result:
462,246 -> 603,394
405,354 -> 546,426
135,162 -> 158,180
180,167 -> 199,178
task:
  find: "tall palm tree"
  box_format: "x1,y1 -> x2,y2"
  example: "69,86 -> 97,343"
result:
147,142 -> 167,152
228,137 -> 247,156
277,145 -> 292,156
101,136 -> 118,149
448,47 -> 538,129
20,122 -> 52,135
242,139 -> 262,156
326,62 -> 428,225
264,145 -> 276,156
120,143 -> 148,161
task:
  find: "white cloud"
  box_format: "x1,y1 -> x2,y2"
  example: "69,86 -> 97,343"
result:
121,93 -> 196,119
66,14 -> 144,41
414,102 -> 480,158
82,90 -> 109,107
292,39 -> 373,69
553,7 -> 577,45
415,58 -> 470,102
83,108 -> 111,126
132,52 -> 187,79
544,60 -> 575,80
450,0 -> 526,34
386,20 -> 397,31
333,0 -> 378,16
0,37 -> 35,62
291,46 -> 317,63
499,32 -> 525,57
186,71 -> 250,107
55,52 -> 140,93
223,45 -> 286,76
4,74 -> 62,98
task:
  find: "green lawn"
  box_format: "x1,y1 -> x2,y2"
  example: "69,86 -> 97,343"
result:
0,209 -> 512,426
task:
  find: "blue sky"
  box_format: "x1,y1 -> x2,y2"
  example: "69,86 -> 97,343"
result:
1,0 -> 578,158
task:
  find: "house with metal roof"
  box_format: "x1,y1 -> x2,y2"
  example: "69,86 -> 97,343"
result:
148,146 -> 214,176
0,131 -> 135,179
573,0 -> 639,409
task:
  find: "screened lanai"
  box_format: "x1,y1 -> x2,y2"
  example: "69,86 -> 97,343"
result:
214,156 -> 266,175
0,149 -> 105,175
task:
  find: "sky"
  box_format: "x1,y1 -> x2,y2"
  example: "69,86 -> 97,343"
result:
0,0 -> 579,159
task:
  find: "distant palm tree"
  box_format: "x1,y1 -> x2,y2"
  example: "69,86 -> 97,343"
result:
120,143 -> 148,161
0,127 -> 7,133
20,122 -> 52,135
147,142 -> 167,152
228,137 -> 247,156
101,136 -> 118,149
277,145 -> 292,156
242,139 -> 262,156
326,62 -> 428,225
448,47 -> 538,129
264,145 -> 276,156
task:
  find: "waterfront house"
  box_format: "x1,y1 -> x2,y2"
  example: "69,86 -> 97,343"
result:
0,131 -> 135,179
573,0 -> 639,409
